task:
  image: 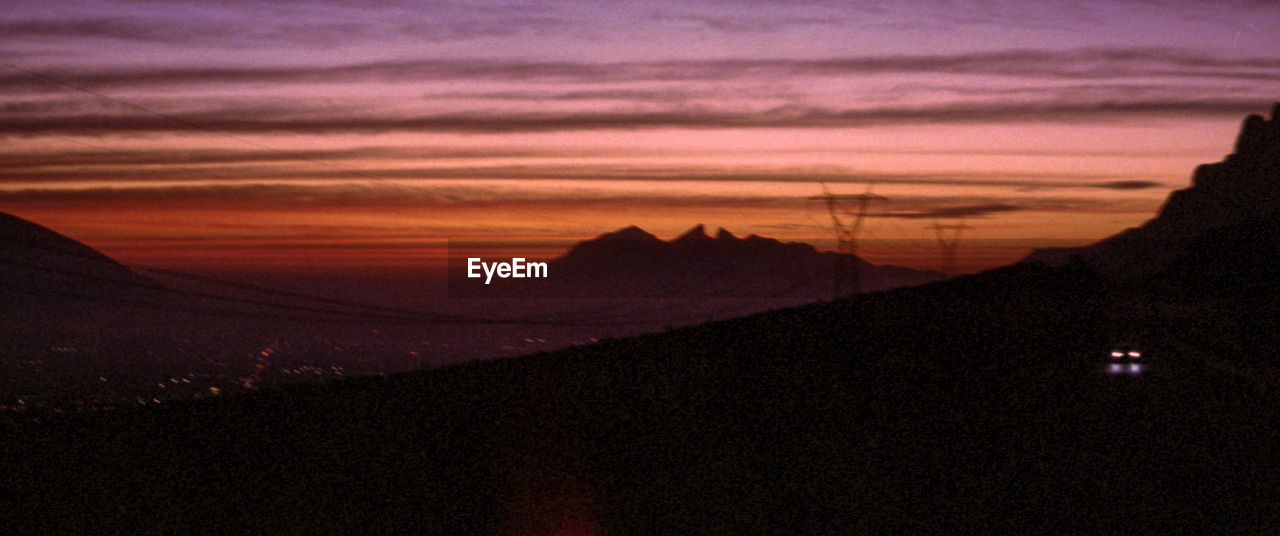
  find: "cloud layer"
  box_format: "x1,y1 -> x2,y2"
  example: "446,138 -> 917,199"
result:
3,0 -> 1273,271
3,46 -> 1275,143
5,48 -> 1280,89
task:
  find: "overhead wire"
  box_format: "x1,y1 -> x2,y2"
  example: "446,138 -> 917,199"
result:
0,232 -> 754,327
0,61 -> 545,324
1,60 -> 899,329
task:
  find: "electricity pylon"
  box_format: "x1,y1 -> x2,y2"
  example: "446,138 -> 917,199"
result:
808,183 -> 887,298
930,220 -> 971,276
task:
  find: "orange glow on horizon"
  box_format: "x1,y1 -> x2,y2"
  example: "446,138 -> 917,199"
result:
0,111 -> 1249,276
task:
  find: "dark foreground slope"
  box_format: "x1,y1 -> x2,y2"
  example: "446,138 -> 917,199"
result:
5,259 -> 1279,534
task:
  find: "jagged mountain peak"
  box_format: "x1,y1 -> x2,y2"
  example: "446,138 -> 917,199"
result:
673,224 -> 711,243
1233,104 -> 1280,157
538,223 -> 944,297
597,225 -> 660,242
1023,102 -> 1280,278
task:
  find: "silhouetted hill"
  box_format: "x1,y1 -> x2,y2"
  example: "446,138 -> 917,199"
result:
1025,103 -> 1280,278
0,212 -> 154,306
457,224 -> 944,298
6,258 -> 1280,533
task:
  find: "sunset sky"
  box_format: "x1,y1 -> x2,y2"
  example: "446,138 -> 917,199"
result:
3,0 -> 1279,274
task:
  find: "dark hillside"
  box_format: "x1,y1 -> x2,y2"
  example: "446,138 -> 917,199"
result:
6,261 -> 1279,534
1026,103 -> 1280,279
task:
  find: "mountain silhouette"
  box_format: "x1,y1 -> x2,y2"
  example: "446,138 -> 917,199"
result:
1025,103 -> 1280,278
0,211 -> 154,305
458,224 -> 944,298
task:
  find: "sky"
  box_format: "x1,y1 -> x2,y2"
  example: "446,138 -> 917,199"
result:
2,0 -> 1279,274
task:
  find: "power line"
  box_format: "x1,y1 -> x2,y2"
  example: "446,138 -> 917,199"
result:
808,182 -> 888,298
0,232 -> 753,328
0,233 -> 533,324
0,254 -> 461,324
0,62 -> 677,326
0,62 -> 562,324
930,220 -> 972,276
0,62 -> 865,326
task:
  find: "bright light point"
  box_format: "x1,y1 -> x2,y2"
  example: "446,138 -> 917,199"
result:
1128,351 -> 1141,358
1111,351 -> 1124,358
1129,363 -> 1143,375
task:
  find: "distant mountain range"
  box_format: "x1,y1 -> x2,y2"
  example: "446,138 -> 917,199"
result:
1025,103 -> 1280,278
1,209 -> 944,305
453,223 -> 945,298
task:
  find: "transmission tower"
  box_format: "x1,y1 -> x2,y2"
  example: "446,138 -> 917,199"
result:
808,183 -> 888,298
930,220 -> 971,276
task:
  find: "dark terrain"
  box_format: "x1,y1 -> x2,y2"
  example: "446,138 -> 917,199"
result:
5,245 -> 1280,533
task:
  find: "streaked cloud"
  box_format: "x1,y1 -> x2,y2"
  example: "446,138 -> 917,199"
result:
0,153 -> 1143,186
0,3 -> 579,49
879,203 -> 1022,220
647,10 -> 844,33
0,17 -> 226,44
1,98 -> 1268,136
1094,180 -> 1163,190
0,146 -> 555,169
0,181 -> 1133,220
4,48 -> 1280,91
